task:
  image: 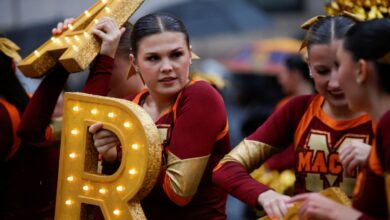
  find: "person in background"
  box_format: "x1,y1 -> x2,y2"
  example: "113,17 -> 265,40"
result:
213,16 -> 375,220
275,53 -> 314,110
0,16 -> 124,219
88,13 -> 231,219
290,18 -> 390,220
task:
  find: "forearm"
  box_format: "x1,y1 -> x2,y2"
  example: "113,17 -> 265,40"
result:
17,64 -> 69,144
213,161 -> 269,207
82,55 -> 114,95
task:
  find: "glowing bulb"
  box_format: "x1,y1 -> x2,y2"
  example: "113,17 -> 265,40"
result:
71,129 -> 78,135
94,19 -> 99,24
69,153 -> 76,158
123,121 -> 131,128
116,185 -> 124,191
67,176 -> 74,182
51,37 -> 56,42
74,36 -> 80,41
34,50 -> 40,56
68,24 -> 74,30
113,209 -> 120,216
91,109 -> 98,115
65,37 -> 70,43
84,10 -> 91,17
131,144 -> 139,150
72,45 -> 79,52
128,169 -> 136,175
105,7 -> 111,13
83,32 -> 90,39
99,188 -> 106,194
72,106 -> 79,112
108,112 -> 115,118
65,200 -> 72,205
83,185 -> 90,191
101,0 -> 108,3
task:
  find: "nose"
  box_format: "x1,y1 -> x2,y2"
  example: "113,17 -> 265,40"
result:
328,68 -> 340,89
160,58 -> 173,73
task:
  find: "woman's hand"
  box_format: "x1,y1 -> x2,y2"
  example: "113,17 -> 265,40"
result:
257,190 -> 291,220
52,18 -> 75,35
289,193 -> 362,220
51,17 -> 125,58
339,140 -> 371,176
92,17 -> 125,58
89,122 -> 120,162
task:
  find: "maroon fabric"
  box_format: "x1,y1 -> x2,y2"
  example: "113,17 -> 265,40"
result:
82,55 -> 114,95
0,56 -> 113,220
213,95 -> 313,207
265,144 -> 295,171
1,65 -> 68,220
0,103 -> 15,161
353,110 -> 390,220
133,81 -> 231,220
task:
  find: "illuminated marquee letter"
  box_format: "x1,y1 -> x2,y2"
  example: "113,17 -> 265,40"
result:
55,93 -> 161,219
18,0 -> 144,78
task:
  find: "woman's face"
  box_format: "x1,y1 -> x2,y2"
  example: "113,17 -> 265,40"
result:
308,41 -> 348,108
133,31 -> 191,98
336,43 -> 364,112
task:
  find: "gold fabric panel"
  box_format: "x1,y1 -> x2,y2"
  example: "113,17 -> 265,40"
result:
220,139 -> 278,172
166,152 -> 210,197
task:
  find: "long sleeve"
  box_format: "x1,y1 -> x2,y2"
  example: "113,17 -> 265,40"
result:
82,55 -> 114,95
213,95 -> 313,207
161,81 -> 230,206
17,64 -> 69,145
0,104 -> 16,160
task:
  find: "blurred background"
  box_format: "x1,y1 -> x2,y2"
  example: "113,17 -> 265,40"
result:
0,0 -> 325,219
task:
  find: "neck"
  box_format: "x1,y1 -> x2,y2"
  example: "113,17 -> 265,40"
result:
145,91 -> 176,120
365,92 -> 390,122
323,101 -> 364,120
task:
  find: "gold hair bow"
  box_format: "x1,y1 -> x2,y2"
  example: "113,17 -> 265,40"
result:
299,15 -> 325,51
378,52 -> 390,65
0,37 -> 22,62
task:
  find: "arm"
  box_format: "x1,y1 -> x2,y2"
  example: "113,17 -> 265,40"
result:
17,65 -> 69,146
161,82 -> 229,206
82,17 -> 124,95
213,95 -> 313,218
0,104 -> 16,160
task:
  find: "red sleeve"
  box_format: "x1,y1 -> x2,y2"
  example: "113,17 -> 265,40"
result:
0,104 -> 14,160
168,81 -> 227,158
358,214 -> 386,220
264,144 -> 295,171
247,95 -> 314,148
17,64 -> 69,145
213,95 -> 314,207
82,55 -> 114,95
213,161 -> 266,207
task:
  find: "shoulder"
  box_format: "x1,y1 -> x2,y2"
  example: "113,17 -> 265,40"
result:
181,80 -> 222,101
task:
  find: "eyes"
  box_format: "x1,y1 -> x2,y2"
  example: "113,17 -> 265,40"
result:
314,67 -> 331,75
145,51 -> 185,62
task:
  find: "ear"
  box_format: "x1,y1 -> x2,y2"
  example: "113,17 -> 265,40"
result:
356,59 -> 369,84
129,54 -> 138,71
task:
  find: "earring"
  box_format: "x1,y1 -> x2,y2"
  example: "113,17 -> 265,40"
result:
309,73 -> 313,78
356,78 -> 362,85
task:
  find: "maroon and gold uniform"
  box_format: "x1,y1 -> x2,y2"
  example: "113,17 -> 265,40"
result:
129,80 -> 231,219
352,110 -> 390,220
93,66 -> 231,219
213,94 -> 375,207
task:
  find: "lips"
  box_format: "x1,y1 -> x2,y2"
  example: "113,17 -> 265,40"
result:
328,90 -> 345,98
158,77 -> 177,82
